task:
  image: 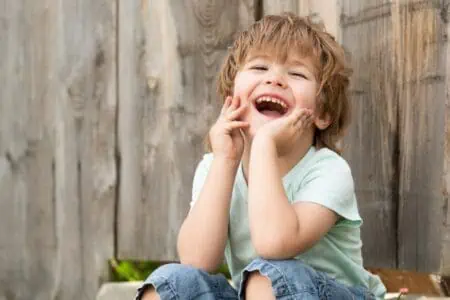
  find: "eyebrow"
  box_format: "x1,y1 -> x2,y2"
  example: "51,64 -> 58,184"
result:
287,58 -> 312,67
245,54 -> 316,74
287,59 -> 317,75
248,54 -> 311,66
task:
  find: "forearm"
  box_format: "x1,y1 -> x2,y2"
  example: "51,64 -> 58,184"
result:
177,157 -> 238,272
248,137 -> 300,258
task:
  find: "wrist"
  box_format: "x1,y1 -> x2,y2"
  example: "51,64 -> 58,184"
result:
212,155 -> 241,170
252,134 -> 277,155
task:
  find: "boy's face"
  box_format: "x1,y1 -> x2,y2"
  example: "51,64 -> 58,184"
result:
233,50 -> 319,139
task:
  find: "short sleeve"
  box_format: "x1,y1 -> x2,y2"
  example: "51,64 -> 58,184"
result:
190,153 -> 214,209
293,154 -> 362,224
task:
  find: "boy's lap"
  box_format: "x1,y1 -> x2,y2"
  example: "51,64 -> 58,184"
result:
136,259 -> 373,300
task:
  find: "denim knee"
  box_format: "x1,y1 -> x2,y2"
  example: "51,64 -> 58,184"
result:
136,263 -> 237,300
135,263 -> 196,300
241,257 -> 317,298
241,258 -> 373,300
150,263 -> 198,282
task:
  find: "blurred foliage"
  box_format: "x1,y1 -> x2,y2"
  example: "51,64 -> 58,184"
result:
109,259 -> 230,282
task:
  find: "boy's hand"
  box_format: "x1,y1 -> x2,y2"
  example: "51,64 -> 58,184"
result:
254,108 -> 313,156
209,96 -> 249,162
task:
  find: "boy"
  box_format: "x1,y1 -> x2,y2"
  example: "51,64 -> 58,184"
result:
137,13 -> 386,300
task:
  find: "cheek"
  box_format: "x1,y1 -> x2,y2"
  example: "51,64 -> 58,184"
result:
232,78 -> 245,97
294,86 -> 318,108
232,72 -> 254,98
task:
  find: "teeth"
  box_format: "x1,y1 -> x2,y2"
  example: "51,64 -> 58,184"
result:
256,96 -> 287,110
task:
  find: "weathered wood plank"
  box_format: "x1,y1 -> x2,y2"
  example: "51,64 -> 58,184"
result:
342,0 -> 442,27
342,0 -> 450,273
341,0 -> 398,268
262,0 -> 300,15
394,0 -> 447,273
341,0 -> 397,27
441,0 -> 450,277
50,1 -> 118,297
263,0 -> 341,40
117,0 -> 255,260
0,0 -> 117,299
0,1 -> 58,298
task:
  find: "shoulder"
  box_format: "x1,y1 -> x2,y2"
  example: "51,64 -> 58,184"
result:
309,148 -> 351,173
285,147 -> 352,187
297,147 -> 353,185
291,147 -> 361,223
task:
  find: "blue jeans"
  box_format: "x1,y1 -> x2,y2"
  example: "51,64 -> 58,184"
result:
135,258 -> 375,299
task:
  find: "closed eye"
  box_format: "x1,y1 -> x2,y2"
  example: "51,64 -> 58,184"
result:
250,65 -> 268,71
290,72 -> 308,79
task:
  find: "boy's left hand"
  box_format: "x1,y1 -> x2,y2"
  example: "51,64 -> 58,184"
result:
254,108 -> 314,156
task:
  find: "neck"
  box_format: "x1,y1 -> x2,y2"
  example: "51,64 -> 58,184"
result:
241,133 -> 314,183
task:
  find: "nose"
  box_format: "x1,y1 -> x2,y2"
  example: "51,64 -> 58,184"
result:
264,71 -> 287,88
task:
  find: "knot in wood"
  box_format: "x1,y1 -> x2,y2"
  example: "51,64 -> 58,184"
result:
147,76 -> 158,90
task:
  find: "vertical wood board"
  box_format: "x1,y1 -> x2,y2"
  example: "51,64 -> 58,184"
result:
443,0 -> 450,275
263,0 -> 340,40
0,0 -> 117,299
341,6 -> 398,267
117,0 -> 256,260
393,0 -> 447,272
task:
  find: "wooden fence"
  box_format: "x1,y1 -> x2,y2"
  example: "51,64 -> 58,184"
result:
0,0 -> 449,299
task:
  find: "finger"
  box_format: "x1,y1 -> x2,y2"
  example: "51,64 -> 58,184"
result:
305,111 -> 314,125
227,104 -> 248,120
295,112 -> 313,129
306,114 -> 315,126
292,111 -> 310,129
293,109 -> 311,124
225,121 -> 250,131
228,96 -> 240,113
221,96 -> 232,114
289,108 -> 304,124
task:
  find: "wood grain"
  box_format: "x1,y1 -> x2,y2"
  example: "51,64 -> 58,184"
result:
116,0 -> 255,261
0,0 -> 117,299
393,0 -> 446,272
0,2 -> 449,299
263,0 -> 340,40
341,1 -> 398,267
341,0 -> 449,273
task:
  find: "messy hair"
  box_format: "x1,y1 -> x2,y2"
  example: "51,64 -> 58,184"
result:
216,13 -> 352,154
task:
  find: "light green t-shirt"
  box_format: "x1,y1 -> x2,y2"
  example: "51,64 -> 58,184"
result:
190,147 -> 386,299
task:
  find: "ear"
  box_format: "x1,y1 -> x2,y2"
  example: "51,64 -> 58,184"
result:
314,113 -> 331,130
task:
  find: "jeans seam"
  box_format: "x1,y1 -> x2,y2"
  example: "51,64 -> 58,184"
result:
268,260 -> 320,296
256,260 -> 297,297
150,275 -> 179,300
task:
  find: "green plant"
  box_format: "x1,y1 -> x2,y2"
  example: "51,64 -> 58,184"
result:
110,259 -> 161,282
109,259 -> 231,282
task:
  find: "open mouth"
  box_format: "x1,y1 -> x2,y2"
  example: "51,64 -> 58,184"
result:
255,96 -> 289,117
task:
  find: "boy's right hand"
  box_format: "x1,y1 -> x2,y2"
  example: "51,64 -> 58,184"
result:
209,96 -> 249,162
